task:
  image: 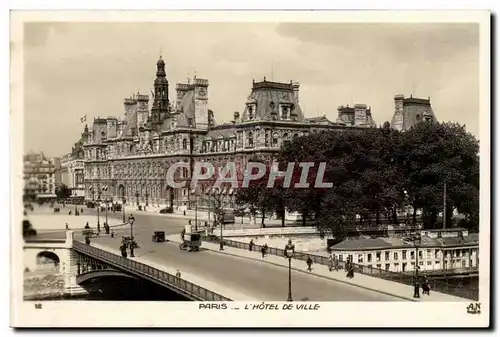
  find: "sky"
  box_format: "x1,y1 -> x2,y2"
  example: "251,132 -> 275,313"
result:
23,22 -> 480,157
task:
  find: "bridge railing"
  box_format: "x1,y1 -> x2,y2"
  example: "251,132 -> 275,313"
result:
205,236 -> 478,301
73,241 -> 232,301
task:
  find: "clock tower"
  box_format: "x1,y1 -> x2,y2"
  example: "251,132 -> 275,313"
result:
151,56 -> 170,128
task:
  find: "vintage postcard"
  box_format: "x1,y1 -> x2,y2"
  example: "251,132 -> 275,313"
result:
10,10 -> 491,328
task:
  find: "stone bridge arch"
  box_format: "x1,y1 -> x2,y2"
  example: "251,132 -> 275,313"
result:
35,251 -> 60,270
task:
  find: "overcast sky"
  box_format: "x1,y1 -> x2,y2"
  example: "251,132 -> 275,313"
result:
23,22 -> 479,157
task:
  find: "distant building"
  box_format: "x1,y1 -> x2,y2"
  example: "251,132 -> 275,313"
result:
336,104 -> 376,127
23,152 -> 59,199
61,127 -> 88,199
391,94 -> 437,131
330,228 -> 478,274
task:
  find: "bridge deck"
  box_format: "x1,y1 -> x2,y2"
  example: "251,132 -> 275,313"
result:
75,233 -> 400,302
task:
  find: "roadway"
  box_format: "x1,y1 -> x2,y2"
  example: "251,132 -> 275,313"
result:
33,207 -> 399,301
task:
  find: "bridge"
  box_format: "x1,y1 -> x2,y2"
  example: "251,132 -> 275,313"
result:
24,229 -> 473,302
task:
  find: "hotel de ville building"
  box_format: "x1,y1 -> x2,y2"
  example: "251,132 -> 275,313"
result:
71,56 -> 424,211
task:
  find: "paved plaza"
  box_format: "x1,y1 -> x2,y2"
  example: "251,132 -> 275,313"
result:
25,206 -> 123,232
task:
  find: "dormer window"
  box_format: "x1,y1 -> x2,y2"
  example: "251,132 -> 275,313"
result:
248,105 -> 254,120
281,105 -> 289,120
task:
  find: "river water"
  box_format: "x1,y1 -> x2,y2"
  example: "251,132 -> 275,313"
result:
27,276 -> 190,301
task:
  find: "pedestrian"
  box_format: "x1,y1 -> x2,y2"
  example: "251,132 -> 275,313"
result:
111,231 -> 115,238
81,208 -> 83,213
85,222 -> 90,229
68,210 -> 72,215
328,254 -> 334,272
422,277 -> 431,296
263,243 -> 269,255
260,245 -> 266,258
176,269 -> 181,278
347,262 -> 355,279
65,223 -> 69,230
249,239 -> 254,252
306,256 -> 313,272
120,242 -> 127,258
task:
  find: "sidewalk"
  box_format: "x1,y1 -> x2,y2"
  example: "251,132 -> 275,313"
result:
123,205 -> 288,227
165,235 -> 467,302
89,241 -> 258,301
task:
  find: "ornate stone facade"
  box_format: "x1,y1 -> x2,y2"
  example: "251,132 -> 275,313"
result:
82,57 -> 375,209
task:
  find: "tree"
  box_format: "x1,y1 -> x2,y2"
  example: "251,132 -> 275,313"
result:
234,158 -> 280,227
397,121 -> 479,229
23,220 -> 37,238
55,183 -> 72,200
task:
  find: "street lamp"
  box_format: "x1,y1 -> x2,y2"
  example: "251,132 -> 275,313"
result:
284,240 -> 295,302
122,197 -> 126,223
96,189 -> 102,233
408,233 -> 422,299
74,188 -> 78,215
103,185 -> 109,233
128,214 -> 135,257
191,188 -> 199,232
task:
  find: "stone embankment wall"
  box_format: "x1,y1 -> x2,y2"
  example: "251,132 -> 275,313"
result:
24,269 -> 66,300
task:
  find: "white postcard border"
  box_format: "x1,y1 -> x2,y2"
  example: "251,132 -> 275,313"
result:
10,10 -> 491,328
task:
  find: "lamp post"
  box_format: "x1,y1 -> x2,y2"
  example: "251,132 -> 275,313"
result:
122,197 -> 126,223
96,189 -> 102,233
410,233 -> 422,299
74,188 -> 78,215
191,188 -> 199,232
128,214 -> 135,257
284,240 -> 295,302
102,185 -> 108,231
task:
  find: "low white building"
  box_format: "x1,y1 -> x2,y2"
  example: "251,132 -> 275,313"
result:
330,228 -> 479,274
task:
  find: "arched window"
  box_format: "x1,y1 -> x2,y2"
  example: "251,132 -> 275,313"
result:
182,138 -> 187,150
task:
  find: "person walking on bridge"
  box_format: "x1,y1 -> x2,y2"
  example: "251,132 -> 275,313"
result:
328,254 -> 334,272
306,256 -> 313,272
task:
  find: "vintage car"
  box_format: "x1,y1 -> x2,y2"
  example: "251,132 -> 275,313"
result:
152,231 -> 166,242
179,233 -> 202,252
